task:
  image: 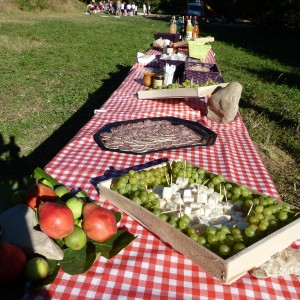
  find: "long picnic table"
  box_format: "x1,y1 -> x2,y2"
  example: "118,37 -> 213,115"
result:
26,49 -> 300,299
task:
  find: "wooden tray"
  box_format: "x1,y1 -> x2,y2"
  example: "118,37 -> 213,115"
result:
96,160 -> 300,284
137,83 -> 228,100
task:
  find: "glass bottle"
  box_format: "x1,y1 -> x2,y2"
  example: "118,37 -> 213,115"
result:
169,15 -> 177,34
179,16 -> 186,40
185,19 -> 193,40
192,18 -> 199,39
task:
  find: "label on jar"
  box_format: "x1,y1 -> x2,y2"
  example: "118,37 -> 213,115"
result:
153,77 -> 164,88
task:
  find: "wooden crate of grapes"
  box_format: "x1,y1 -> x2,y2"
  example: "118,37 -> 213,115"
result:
137,83 -> 229,100
97,160 -> 300,284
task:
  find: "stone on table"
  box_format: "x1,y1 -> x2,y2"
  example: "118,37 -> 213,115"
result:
250,248 -> 300,278
207,81 -> 243,124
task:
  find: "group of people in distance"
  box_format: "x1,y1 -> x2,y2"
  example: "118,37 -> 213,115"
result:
86,1 -> 151,16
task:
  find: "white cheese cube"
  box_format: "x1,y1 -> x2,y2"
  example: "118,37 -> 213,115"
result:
194,207 -> 205,217
210,210 -> 222,220
183,196 -> 194,204
210,192 -> 224,202
162,187 -> 173,201
184,206 -> 192,216
197,193 -> 208,204
183,189 -> 192,198
171,184 -> 180,193
190,202 -> 202,209
198,185 -> 208,194
159,200 -> 167,209
203,205 -> 212,217
176,177 -> 189,188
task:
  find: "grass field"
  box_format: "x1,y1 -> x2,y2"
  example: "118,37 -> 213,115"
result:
0,8 -> 299,206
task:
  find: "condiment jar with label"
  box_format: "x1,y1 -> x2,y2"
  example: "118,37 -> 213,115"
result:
153,73 -> 164,88
143,71 -> 155,87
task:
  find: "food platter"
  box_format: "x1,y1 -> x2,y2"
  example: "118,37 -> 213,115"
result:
93,117 -> 217,155
96,160 -> 300,284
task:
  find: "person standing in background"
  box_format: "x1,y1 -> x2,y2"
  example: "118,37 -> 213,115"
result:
143,3 -> 147,16
147,3 -> 150,15
134,3 -> 138,15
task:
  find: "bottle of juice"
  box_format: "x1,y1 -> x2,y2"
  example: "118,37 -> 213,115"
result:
192,18 -> 199,39
169,15 -> 177,34
185,19 -> 193,40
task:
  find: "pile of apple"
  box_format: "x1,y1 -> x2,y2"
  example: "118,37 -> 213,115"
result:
0,169 -> 125,286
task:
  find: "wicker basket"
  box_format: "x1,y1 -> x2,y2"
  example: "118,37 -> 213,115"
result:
157,56 -> 186,83
188,41 -> 212,61
184,61 -> 223,84
154,33 -> 180,43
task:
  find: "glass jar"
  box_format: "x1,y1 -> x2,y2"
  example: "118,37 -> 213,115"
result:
153,74 -> 164,88
143,72 -> 155,87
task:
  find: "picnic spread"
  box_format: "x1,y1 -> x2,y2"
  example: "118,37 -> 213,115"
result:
6,34 -> 300,298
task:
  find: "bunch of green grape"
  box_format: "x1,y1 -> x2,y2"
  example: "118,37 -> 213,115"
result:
111,160 -> 300,259
146,79 -> 221,90
110,167 -> 170,211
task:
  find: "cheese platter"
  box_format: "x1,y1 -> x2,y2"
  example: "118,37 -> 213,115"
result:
96,159 -> 300,284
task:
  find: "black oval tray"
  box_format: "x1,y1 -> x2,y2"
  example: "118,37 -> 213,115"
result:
93,117 -> 217,155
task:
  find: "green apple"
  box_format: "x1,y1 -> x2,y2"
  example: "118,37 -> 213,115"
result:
25,257 -> 49,282
66,197 -> 84,219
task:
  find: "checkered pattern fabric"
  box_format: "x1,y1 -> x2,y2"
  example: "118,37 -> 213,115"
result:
24,49 -> 300,299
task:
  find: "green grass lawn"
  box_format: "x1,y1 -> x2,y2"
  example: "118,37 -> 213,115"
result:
0,10 -> 299,206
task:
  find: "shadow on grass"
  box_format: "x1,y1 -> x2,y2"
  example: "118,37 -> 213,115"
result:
0,64 -> 131,180
200,22 -> 300,75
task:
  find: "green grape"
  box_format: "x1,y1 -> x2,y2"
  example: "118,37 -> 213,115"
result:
265,197 -> 275,205
244,199 -> 253,208
140,192 -> 148,203
117,180 -> 127,189
206,225 -> 217,235
255,205 -> 264,214
197,236 -> 206,245
159,214 -> 168,221
263,207 -> 273,217
233,233 -> 243,243
170,214 -> 179,222
259,198 -> 267,206
180,214 -> 191,224
249,215 -> 259,225
207,181 -> 214,189
233,187 -> 241,196
225,183 -> 233,190
219,244 -> 231,256
148,192 -> 157,201
216,231 -> 226,242
128,169 -> 135,176
252,198 -> 260,206
234,243 -> 246,253
178,220 -> 189,230
245,226 -> 255,238
190,233 -> 198,241
197,167 -> 205,175
258,219 -> 269,231
168,220 -> 177,227
212,176 -> 221,185
118,187 -> 127,195
256,213 -> 264,221
187,227 -> 196,235
132,197 -> 142,205
129,176 -> 139,184
225,235 -> 235,247
220,225 -> 230,235
231,228 -> 241,235
278,211 -> 288,221
151,198 -> 160,208
152,209 -> 161,216
241,189 -> 251,198
207,234 -> 218,245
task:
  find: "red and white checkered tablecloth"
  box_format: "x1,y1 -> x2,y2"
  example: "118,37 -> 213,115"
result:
24,49 -> 300,299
